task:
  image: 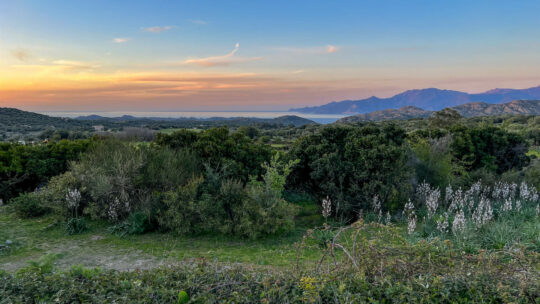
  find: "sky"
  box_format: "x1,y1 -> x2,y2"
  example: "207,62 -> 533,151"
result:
2,0 -> 540,111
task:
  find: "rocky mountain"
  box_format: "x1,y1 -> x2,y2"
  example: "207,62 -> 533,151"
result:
291,85 -> 540,114
452,100 -> 540,117
336,100 -> 540,123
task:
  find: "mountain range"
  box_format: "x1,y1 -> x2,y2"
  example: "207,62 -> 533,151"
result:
336,100 -> 540,123
290,85 -> 540,114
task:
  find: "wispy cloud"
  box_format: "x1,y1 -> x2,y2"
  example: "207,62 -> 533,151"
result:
52,60 -> 100,71
188,19 -> 207,25
274,45 -> 339,55
183,43 -> 263,67
113,37 -> 131,43
12,60 -> 100,73
142,26 -> 174,33
291,70 -> 304,74
11,48 -> 31,61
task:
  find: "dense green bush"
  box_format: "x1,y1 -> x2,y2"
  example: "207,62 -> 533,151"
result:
159,155 -> 297,238
10,192 -> 50,218
155,127 -> 272,182
33,136 -> 295,238
409,135 -> 456,188
287,124 -> 411,218
450,125 -> 529,174
0,139 -> 92,202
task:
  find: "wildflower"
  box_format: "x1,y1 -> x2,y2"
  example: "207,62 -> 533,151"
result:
66,188 -> 81,209
452,209 -> 466,235
471,196 -> 493,228
404,199 -> 416,235
502,198 -> 512,212
322,196 -> 332,220
407,213 -> 417,235
426,187 -> 440,219
385,211 -> 391,225
515,200 -> 522,213
372,195 -> 381,214
449,187 -> 464,213
519,182 -> 531,202
416,181 -> 431,201
108,197 -> 121,221
436,212 -> 449,234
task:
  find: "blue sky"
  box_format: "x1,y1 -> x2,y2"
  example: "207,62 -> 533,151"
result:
2,0 -> 540,110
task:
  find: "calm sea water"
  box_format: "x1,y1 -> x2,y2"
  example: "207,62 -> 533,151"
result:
40,111 -> 345,124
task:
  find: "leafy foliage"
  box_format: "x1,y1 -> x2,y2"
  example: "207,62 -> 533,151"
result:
450,125 -> 529,173
10,192 -> 50,218
0,139 -> 92,201
288,124 -> 411,218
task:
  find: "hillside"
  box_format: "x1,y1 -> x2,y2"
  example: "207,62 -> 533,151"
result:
291,85 -> 540,114
337,106 -> 431,123
0,108 -> 316,141
452,100 -> 540,117
0,108 -> 91,140
0,108 -> 85,129
336,100 -> 540,123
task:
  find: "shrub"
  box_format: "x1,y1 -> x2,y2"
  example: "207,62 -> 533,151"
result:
70,139 -> 145,221
157,155 -> 297,238
65,218 -> 88,235
10,192 -> 49,218
288,124 -> 411,218
450,125 -> 530,174
108,212 -> 151,236
159,176 -> 208,235
0,139 -> 92,202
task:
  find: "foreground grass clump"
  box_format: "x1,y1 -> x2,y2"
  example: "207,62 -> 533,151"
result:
1,222 -> 538,303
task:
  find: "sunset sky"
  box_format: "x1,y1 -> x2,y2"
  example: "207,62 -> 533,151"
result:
2,0 -> 540,111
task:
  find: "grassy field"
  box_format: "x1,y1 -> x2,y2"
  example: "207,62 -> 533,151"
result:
0,205 -> 323,272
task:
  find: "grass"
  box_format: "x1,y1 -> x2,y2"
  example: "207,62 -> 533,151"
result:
0,205 -> 322,272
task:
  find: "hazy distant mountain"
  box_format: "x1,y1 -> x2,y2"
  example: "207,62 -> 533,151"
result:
291,85 -> 540,114
336,100 -> 540,123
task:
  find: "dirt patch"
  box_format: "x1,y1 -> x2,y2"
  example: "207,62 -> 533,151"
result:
0,239 -> 177,272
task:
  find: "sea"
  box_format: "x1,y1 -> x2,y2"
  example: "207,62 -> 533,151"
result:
39,111 -> 345,124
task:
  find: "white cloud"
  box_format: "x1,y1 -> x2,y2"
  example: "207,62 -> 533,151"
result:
183,43 -> 263,67
113,38 -> 131,43
142,26 -> 174,33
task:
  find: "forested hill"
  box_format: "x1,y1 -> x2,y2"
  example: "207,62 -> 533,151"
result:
336,100 -> 540,123
0,108 -> 89,131
0,107 -> 317,140
291,85 -> 540,114
73,113 -> 315,126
